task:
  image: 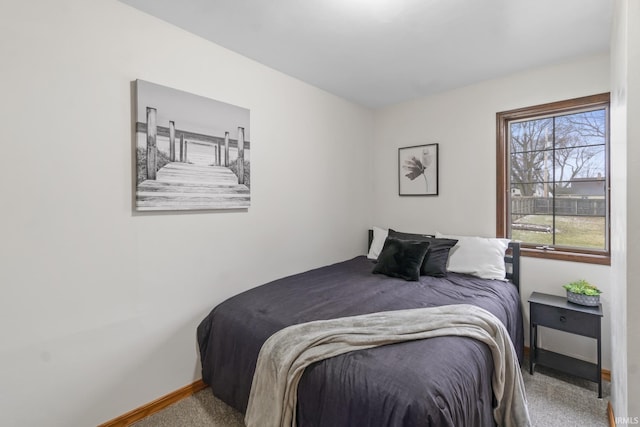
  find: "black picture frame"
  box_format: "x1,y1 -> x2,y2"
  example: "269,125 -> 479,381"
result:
398,143 -> 439,196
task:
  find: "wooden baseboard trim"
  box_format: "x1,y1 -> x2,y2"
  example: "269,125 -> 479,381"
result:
523,346 -> 610,381
608,401 -> 616,427
97,379 -> 208,427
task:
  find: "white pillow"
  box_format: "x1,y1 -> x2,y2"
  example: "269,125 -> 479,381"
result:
435,232 -> 510,280
367,226 -> 388,260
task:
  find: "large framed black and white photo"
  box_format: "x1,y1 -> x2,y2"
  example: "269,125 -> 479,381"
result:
398,143 -> 439,196
134,79 -> 250,211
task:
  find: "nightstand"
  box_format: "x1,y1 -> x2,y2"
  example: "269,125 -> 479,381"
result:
528,291 -> 603,398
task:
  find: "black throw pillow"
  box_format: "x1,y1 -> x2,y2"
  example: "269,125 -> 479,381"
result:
372,236 -> 430,281
420,238 -> 458,277
388,229 -> 457,277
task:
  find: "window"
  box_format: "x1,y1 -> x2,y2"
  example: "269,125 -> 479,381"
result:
496,93 -> 610,265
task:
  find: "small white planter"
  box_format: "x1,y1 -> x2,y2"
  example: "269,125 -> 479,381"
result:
566,290 -> 600,306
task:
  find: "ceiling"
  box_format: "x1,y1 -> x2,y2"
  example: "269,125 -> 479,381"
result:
120,0 -> 612,108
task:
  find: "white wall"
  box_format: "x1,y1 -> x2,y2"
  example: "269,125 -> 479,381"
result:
610,0 -> 640,420
372,54 -> 612,368
625,0 -> 640,415
0,1 -> 373,425
610,0 -> 629,416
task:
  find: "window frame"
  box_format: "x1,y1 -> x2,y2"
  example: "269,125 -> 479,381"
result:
496,93 -> 611,265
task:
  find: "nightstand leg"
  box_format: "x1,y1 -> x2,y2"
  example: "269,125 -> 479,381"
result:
597,324 -> 602,398
529,324 -> 535,374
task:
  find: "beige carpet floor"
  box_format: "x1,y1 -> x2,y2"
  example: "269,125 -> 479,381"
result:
133,362 -> 610,427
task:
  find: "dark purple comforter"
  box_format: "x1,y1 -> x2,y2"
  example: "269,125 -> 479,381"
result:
197,256 -> 524,427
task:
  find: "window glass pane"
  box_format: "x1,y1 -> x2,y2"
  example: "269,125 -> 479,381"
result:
510,151 -> 552,196
553,146 -> 606,182
512,196 -> 553,215
553,216 -> 606,250
510,118 -> 553,154
554,197 -> 606,216
555,110 -> 607,148
555,180 -> 606,200
509,181 -> 550,199
511,214 -> 553,246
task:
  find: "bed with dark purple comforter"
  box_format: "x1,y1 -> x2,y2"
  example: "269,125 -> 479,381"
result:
197,255 -> 524,427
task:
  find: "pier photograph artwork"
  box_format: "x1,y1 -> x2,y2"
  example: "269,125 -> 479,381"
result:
135,79 -> 250,211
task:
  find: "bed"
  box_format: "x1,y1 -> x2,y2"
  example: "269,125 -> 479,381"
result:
197,230 -> 524,427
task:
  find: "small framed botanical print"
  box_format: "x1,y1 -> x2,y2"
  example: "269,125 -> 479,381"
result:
398,143 -> 439,196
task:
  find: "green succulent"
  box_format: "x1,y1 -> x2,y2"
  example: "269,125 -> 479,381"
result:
563,279 -> 602,296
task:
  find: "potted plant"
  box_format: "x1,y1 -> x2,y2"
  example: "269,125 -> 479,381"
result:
563,279 -> 602,306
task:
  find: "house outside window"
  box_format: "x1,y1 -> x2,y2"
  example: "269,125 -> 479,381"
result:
496,93 -> 610,265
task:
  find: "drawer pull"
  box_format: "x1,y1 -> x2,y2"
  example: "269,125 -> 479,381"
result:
560,316 -> 567,322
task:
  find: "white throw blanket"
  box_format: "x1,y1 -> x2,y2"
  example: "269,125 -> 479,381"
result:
245,304 -> 531,427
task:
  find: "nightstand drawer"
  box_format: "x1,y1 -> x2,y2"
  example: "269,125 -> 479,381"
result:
530,303 -> 599,338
